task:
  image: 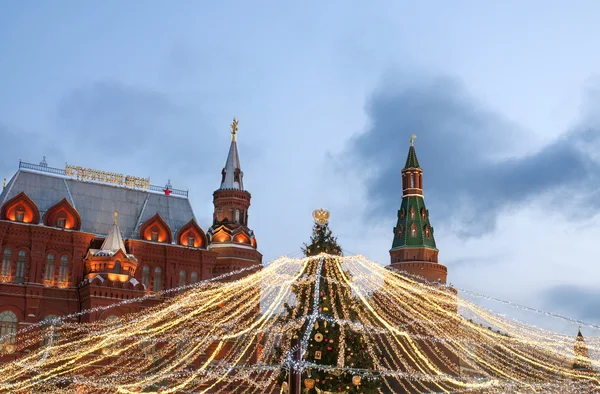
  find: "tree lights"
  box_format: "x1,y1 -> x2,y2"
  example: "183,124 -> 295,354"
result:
0,254 -> 597,393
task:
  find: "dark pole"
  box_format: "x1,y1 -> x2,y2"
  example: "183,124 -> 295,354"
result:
289,335 -> 302,394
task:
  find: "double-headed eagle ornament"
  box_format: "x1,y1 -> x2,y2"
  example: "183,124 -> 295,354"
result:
312,208 -> 330,226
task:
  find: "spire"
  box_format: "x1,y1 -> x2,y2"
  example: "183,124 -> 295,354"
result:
573,327 -> 593,372
389,138 -> 442,283
100,211 -> 126,254
404,134 -> 421,169
219,118 -> 244,190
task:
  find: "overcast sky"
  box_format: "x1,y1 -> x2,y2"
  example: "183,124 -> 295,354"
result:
1,1 -> 600,332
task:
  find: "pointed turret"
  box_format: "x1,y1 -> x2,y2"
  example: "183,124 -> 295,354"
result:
573,328 -> 593,372
99,211 -> 126,254
83,211 -> 139,285
388,136 -> 447,284
219,117 -> 244,190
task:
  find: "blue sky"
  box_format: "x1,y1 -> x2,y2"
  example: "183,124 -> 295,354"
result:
2,1 -> 600,331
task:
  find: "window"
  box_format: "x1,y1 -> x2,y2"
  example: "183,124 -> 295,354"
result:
410,174 -> 415,188
151,230 -> 159,242
190,271 -> 198,284
15,206 -> 25,222
40,315 -> 59,347
410,208 -> 416,220
57,218 -> 66,228
153,267 -> 162,292
411,225 -> 417,238
45,254 -> 55,285
141,266 -> 150,290
1,249 -> 11,280
58,256 -> 69,283
179,270 -> 186,288
15,250 -> 26,283
187,234 -> 195,247
421,208 -> 427,220
114,260 -> 121,275
234,209 -> 240,223
425,226 -> 431,238
0,311 -> 18,345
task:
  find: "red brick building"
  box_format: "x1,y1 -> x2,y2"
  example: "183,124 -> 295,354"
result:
0,127 -> 261,358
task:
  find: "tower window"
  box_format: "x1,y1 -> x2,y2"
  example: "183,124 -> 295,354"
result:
411,224 -> 417,238
114,260 -> 121,275
425,226 -> 431,238
151,230 -> 159,242
410,174 -> 415,188
234,209 -> 240,223
400,209 -> 405,219
190,271 -> 198,284
410,208 -> 415,220
421,209 -> 427,220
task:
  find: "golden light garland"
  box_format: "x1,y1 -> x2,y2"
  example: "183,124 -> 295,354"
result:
0,254 -> 597,393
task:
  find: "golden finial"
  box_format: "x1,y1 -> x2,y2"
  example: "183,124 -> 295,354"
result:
230,117 -> 239,142
113,211 -> 119,225
312,209 -> 330,226
410,134 -> 417,146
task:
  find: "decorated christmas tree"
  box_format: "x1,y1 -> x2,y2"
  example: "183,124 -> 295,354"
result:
277,209 -> 381,394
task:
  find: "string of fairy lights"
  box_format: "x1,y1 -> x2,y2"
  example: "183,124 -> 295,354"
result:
0,253 -> 598,393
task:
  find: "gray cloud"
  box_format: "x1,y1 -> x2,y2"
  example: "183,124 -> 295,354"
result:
341,75 -> 600,237
0,123 -> 63,180
542,285 -> 600,323
55,81 -> 218,172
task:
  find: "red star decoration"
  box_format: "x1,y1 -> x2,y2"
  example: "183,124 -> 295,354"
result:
163,188 -> 172,196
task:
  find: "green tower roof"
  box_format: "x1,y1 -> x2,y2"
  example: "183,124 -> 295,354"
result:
391,195 -> 437,250
404,145 -> 420,169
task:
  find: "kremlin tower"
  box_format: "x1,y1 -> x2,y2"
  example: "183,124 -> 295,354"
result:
207,118 -> 262,278
388,135 -> 448,284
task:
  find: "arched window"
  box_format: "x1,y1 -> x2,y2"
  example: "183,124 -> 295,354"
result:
15,250 -> 26,283
114,260 -> 121,275
410,174 -> 415,188
234,209 -> 240,223
40,315 -> 60,347
1,249 -> 12,280
153,267 -> 162,292
150,226 -> 159,242
179,270 -> 186,287
190,271 -> 198,284
141,266 -> 150,290
0,311 -> 18,345
411,225 -> 417,238
410,208 -> 416,220
44,254 -> 55,286
58,256 -> 69,284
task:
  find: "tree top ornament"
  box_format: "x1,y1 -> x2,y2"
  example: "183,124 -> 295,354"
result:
312,208 -> 330,226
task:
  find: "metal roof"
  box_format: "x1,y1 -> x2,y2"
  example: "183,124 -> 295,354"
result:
219,138 -> 244,191
0,169 -> 198,240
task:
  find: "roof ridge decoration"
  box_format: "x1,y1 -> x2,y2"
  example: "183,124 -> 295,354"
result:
219,118 -> 244,191
99,211 -> 127,254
